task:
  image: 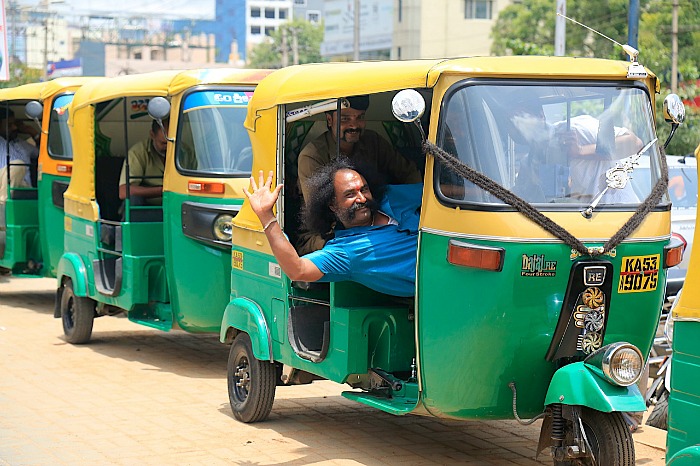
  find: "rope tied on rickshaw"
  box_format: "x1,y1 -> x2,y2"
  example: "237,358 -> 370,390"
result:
423,140 -> 669,257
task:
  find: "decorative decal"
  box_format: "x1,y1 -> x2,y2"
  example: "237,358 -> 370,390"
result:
570,248 -> 617,260
269,262 -> 281,279
583,266 -> 606,286
574,286 -> 606,354
521,254 -> 557,277
618,254 -> 660,293
232,250 -> 243,270
85,224 -> 93,237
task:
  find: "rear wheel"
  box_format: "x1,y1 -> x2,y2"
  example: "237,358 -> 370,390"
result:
646,390 -> 669,430
227,333 -> 276,423
60,279 -> 95,344
556,408 -> 634,466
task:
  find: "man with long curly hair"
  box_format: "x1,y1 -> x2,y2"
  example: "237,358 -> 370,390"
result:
244,158 -> 421,297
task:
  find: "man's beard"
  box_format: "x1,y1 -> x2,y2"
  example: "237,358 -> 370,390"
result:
335,198 -> 379,226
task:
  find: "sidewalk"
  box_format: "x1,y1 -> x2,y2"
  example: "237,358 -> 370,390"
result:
0,276 -> 666,465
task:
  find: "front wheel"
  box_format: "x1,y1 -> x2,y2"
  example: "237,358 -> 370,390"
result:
60,279 -> 95,344
557,408 -> 634,466
227,333 -> 276,423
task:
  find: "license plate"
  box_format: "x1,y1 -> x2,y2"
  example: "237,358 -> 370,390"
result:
617,254 -> 660,293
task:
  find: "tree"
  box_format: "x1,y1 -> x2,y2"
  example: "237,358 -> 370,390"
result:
0,62 -> 43,89
490,0 -> 700,155
248,19 -> 324,69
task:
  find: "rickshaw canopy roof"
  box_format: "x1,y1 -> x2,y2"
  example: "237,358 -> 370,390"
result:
0,77 -> 100,103
244,56 -> 658,131
71,68 -> 272,112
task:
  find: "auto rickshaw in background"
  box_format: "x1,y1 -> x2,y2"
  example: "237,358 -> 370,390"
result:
222,56 -> 685,465
56,68 -> 271,343
665,149 -> 700,464
0,77 -> 97,278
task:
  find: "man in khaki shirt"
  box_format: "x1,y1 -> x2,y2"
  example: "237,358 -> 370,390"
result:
296,95 -> 421,253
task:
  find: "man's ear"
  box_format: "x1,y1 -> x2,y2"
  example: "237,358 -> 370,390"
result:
325,112 -> 333,129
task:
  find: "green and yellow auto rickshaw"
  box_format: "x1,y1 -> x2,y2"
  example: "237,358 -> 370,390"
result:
0,78 -> 97,277
221,56 -> 684,465
666,149 -> 700,464
56,68 -> 271,343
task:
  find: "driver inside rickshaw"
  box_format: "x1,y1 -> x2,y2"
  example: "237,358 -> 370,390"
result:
245,157 -> 421,298
118,119 -> 169,206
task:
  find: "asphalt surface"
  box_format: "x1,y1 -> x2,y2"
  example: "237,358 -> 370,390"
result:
0,275 -> 667,465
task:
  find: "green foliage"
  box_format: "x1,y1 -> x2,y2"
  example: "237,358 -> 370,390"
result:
491,0 -> 700,154
248,19 -> 324,69
0,63 -> 43,88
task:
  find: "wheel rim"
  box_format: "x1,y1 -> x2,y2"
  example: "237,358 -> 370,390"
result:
233,355 -> 251,403
63,296 -> 75,331
577,420 -> 602,466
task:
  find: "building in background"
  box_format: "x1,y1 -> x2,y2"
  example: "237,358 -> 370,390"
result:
393,0 -> 511,59
322,0 -> 392,61
292,0 -> 323,23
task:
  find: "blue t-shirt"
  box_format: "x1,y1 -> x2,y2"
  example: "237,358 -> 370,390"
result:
304,183 -> 422,297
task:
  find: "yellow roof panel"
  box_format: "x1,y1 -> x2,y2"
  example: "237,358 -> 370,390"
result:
0,82 -> 48,101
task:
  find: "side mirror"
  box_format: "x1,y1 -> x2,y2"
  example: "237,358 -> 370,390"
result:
392,89 -> 426,123
147,97 -> 173,142
662,94 -> 686,150
25,101 -> 44,120
147,97 -> 171,121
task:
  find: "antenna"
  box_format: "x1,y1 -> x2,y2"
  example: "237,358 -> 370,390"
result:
557,13 -> 647,78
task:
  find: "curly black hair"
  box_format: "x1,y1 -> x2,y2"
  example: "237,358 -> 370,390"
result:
300,156 -> 386,237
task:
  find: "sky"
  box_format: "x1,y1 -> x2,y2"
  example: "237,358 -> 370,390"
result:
19,0 -> 216,21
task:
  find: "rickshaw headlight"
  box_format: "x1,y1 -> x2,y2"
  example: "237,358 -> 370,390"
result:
584,342 -> 644,387
213,214 -> 234,242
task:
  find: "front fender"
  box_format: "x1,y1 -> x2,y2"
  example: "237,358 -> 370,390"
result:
57,252 -> 89,296
667,446 -> 700,465
544,361 -> 646,412
219,297 -> 273,362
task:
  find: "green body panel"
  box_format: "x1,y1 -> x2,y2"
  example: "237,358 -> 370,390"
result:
226,245 -> 416,384
163,192 -> 238,333
37,173 -> 70,277
667,320 -> 700,461
0,197 -> 42,274
62,215 -> 169,316
667,446 -> 700,466
416,232 -> 665,420
544,361 -> 645,411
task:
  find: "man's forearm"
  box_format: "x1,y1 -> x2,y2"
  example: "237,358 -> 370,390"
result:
261,214 -> 323,282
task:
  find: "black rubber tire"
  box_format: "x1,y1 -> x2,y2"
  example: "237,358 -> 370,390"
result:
227,333 -> 276,423
60,279 -> 95,344
646,390 -> 669,430
555,408 -> 635,466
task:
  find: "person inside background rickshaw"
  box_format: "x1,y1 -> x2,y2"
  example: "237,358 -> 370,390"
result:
246,157 -> 421,297
118,119 -> 169,206
0,108 -> 40,190
295,95 -> 422,254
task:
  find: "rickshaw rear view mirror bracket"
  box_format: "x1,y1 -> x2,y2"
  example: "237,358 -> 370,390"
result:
24,101 -> 46,135
391,89 -> 426,141
663,94 -> 685,149
147,97 -> 174,143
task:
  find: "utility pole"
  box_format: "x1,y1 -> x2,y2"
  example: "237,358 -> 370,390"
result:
628,0 -> 639,51
291,28 -> 299,65
353,0 -> 360,61
554,0 -> 566,56
281,26 -> 288,67
671,0 -> 679,93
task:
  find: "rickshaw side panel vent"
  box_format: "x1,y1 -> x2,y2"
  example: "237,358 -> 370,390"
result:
545,260 -> 613,361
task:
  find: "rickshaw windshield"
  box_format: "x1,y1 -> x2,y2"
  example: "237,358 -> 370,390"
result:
47,94 -> 74,160
437,81 -> 662,209
176,89 -> 254,176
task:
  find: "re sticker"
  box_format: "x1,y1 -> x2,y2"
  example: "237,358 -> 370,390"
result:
618,254 -> 659,293
232,251 -> 244,270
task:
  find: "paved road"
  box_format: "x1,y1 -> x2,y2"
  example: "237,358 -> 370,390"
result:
0,276 -> 667,465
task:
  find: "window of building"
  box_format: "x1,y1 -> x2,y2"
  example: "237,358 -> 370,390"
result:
465,0 -> 493,19
250,7 -> 260,17
134,51 -> 142,60
265,8 -> 275,18
251,25 -> 261,34
306,10 -> 320,23
265,26 -> 275,36
279,8 -> 287,19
